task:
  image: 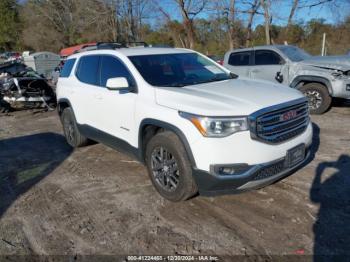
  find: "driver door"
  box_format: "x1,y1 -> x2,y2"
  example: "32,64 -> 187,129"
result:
250,49 -> 289,85
97,55 -> 137,143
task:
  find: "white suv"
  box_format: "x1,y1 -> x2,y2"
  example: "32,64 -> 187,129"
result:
57,44 -> 313,201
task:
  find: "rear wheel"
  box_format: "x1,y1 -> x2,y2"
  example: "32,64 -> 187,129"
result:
299,83 -> 331,114
61,107 -> 89,147
145,131 -> 198,202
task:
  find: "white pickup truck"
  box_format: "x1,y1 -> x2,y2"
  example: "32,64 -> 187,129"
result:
57,44 -> 313,201
223,45 -> 350,114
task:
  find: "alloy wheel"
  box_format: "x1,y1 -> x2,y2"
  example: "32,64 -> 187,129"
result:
305,90 -> 323,110
64,117 -> 75,144
150,146 -> 179,192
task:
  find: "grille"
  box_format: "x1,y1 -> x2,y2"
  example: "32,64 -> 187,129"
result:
250,99 -> 309,144
253,159 -> 286,181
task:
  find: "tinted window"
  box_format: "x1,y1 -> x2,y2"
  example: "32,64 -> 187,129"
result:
76,55 -> 100,85
255,50 -> 283,65
100,56 -> 135,87
128,53 -> 231,87
60,59 -> 76,77
228,52 -> 251,66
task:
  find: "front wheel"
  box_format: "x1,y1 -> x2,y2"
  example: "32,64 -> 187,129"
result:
145,131 -> 198,202
299,83 -> 332,115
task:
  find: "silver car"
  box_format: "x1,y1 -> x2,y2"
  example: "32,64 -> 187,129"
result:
224,45 -> 350,114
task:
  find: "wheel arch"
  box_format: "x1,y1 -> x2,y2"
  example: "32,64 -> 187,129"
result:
290,75 -> 333,95
138,119 -> 196,168
57,98 -> 73,116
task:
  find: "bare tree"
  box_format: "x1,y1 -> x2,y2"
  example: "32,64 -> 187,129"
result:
287,0 -> 298,26
211,0 -> 238,49
226,0 -> 236,49
174,0 -> 207,48
288,0 -> 336,27
243,0 -> 261,47
155,2 -> 187,47
298,0 -> 333,8
260,0 -> 271,45
22,0 -> 109,49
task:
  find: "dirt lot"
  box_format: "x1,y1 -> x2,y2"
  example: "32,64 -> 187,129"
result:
0,104 -> 349,259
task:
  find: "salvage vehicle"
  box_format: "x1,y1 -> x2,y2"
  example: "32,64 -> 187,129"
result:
207,55 -> 224,65
57,44 -> 313,201
0,62 -> 56,112
0,51 -> 21,62
223,45 -> 350,114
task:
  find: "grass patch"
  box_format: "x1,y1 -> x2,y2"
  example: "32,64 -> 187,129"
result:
16,162 -> 51,185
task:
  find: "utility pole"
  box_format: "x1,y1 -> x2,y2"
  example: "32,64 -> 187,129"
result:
321,33 -> 326,56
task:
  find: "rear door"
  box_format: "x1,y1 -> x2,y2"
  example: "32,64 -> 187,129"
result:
74,55 -> 103,127
250,49 -> 288,84
224,51 -> 252,77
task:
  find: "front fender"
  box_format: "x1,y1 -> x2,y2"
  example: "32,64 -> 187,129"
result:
290,75 -> 333,95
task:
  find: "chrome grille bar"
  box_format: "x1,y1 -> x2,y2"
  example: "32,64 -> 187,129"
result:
249,98 -> 309,144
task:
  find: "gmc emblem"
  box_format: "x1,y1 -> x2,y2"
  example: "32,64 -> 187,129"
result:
281,110 -> 297,121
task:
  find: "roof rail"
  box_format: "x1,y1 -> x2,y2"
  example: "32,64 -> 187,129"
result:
96,42 -> 125,49
125,41 -> 148,47
76,41 -> 149,54
96,41 -> 148,49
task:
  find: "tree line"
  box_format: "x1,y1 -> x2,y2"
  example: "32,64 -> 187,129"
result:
0,0 -> 350,56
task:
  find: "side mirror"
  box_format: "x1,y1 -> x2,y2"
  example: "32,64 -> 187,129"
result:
275,72 -> 284,83
106,77 -> 129,90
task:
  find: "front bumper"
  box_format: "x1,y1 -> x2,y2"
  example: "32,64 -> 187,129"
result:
332,78 -> 350,99
193,146 -> 311,196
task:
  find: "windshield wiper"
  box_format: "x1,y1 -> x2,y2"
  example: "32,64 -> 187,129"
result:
203,76 -> 228,83
164,83 -> 186,87
201,73 -> 238,84
164,74 -> 237,87
229,72 -> 239,79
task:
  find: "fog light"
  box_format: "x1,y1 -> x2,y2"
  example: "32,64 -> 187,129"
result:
219,167 -> 236,175
212,164 -> 250,176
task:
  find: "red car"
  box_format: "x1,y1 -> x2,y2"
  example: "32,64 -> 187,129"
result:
60,43 -> 96,57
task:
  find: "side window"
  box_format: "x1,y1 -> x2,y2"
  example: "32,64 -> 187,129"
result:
228,52 -> 251,66
60,59 -> 76,77
254,50 -> 283,65
100,56 -> 135,87
76,55 -> 100,85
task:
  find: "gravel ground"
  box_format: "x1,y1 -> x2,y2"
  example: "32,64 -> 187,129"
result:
0,104 -> 349,259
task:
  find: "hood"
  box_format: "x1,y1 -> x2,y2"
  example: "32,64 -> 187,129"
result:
301,55 -> 350,71
155,78 -> 304,116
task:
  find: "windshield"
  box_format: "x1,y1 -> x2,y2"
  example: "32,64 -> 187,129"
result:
128,53 -> 232,87
276,46 -> 311,62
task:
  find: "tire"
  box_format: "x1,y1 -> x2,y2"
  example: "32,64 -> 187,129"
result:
145,131 -> 198,202
0,97 -> 12,113
61,107 -> 89,147
299,83 -> 332,114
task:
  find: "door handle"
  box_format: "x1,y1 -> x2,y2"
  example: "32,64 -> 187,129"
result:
251,69 -> 261,73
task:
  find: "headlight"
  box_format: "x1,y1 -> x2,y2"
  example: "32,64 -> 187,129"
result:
179,112 -> 248,137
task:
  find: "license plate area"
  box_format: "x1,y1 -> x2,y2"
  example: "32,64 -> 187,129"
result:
286,144 -> 305,168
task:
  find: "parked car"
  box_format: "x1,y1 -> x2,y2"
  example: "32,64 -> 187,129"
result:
207,55 -> 224,65
223,45 -> 350,114
59,43 -> 97,58
1,52 -> 22,62
57,45 -> 312,201
0,61 -> 56,112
